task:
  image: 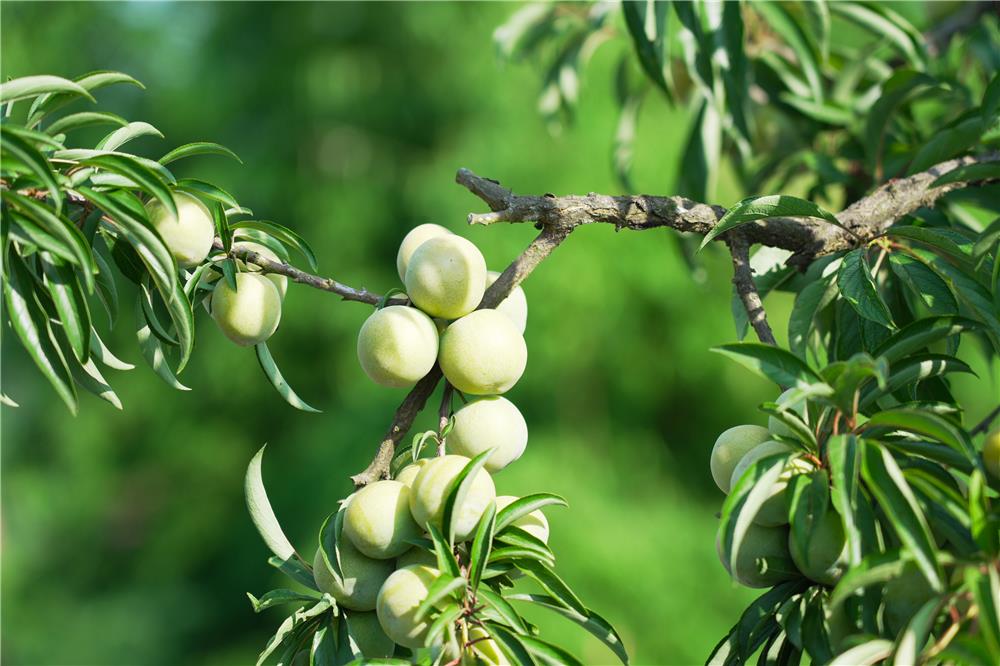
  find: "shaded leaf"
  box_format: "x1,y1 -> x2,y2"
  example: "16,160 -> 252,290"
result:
702,195 -> 843,249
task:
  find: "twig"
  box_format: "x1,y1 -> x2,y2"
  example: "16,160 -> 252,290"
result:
971,404 -> 1000,436
727,231 -> 777,345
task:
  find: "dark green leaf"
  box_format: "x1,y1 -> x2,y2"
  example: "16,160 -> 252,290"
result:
412,574 -> 466,623
425,523 -> 461,578
889,254 -> 959,315
829,3 -> 925,69
826,435 -> 862,565
3,193 -> 96,287
174,177 -> 240,210
477,587 -> 530,635
702,195 -> 843,249
495,493 -> 566,533
442,448 -> 494,544
712,343 -> 822,389
78,153 -> 176,217
908,115 -> 987,175
622,0 -> 673,98
514,559 -> 586,617
932,160 -> 1000,187
517,634 -> 584,666
255,343 -> 322,413
468,502 -> 496,591
1,129 -> 63,211
509,594 -> 629,665
871,315 -> 976,363
40,253 -> 91,363
486,622 -> 536,666
837,249 -> 893,328
788,277 -> 835,359
863,408 -> 975,463
246,588 -> 321,613
864,70 -> 941,179
159,141 -> 243,166
230,219 -> 319,271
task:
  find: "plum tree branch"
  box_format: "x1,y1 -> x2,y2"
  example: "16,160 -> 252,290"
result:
728,232 -> 777,346
456,154 -> 998,269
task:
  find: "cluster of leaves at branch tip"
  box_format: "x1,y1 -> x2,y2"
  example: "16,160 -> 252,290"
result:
244,225 -> 628,665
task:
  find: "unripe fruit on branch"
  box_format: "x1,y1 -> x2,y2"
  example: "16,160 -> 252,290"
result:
409,454 -> 496,542
146,192 -> 214,268
396,224 -> 452,282
357,306 -> 438,388
448,397 -> 528,473
344,480 -> 423,559
395,546 -> 438,569
716,523 -> 798,588
710,425 -> 772,494
788,509 -> 848,586
439,310 -> 527,395
375,564 -> 439,648
233,240 -> 288,298
486,270 -> 527,333
464,627 -> 510,665
768,388 -> 807,439
883,563 -> 936,635
394,459 -> 429,488
344,610 -> 396,659
210,273 -> 282,346
730,441 -> 814,527
312,543 -> 393,611
496,495 -> 549,543
984,428 -> 1000,479
404,235 -> 487,319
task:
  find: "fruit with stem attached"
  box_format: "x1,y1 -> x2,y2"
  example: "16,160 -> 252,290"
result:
710,425 -> 772,494
344,480 -> 423,559
375,564 -> 440,648
409,454 -> 496,542
438,310 -> 527,395
146,191 -> 215,268
397,224 -> 453,282
357,305 -> 438,388
448,396 -> 528,473
211,273 -> 282,346
404,235 -> 487,319
312,542 -> 393,611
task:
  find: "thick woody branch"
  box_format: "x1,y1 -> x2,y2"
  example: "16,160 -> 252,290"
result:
728,232 -> 777,346
456,154 -> 997,268
349,226 -> 572,486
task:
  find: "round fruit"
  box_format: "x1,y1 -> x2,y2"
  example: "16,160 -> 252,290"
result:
788,509 -> 848,585
495,495 -> 549,543
210,273 -> 282,346
344,481 -> 422,560
438,310 -> 527,395
768,388 -> 808,439
376,564 -> 439,648
233,240 -> 288,298
395,459 -> 429,488
467,627 -> 510,665
404,235 -> 487,319
716,522 -> 798,588
357,306 -> 438,388
486,271 -> 527,333
730,441 -> 813,527
396,547 -> 438,569
409,454 -> 496,542
345,610 -> 396,658
448,397 -> 528,473
884,563 -> 936,635
710,425 -> 772,494
146,192 -> 214,268
312,543 -> 393,611
396,223 -> 453,282
984,428 -> 1000,479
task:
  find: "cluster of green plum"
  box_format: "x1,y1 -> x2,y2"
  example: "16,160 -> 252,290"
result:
146,191 -> 287,347
305,225 -> 546,660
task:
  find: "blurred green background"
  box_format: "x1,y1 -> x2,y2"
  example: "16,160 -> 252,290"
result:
2,3 -> 996,665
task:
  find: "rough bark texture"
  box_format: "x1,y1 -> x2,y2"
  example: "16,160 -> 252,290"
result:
728,232 -> 777,346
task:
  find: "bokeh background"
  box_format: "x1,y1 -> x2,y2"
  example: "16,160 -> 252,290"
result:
2,2 -> 996,665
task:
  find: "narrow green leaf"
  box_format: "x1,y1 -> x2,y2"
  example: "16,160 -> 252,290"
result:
517,634 -> 584,666
514,560 -> 586,617
965,565 -> 1000,656
495,493 -> 566,533
889,254 -> 959,315
3,193 -> 96,288
246,588 -> 320,613
477,587 -> 531,635
788,277 -> 835,359
829,549 -> 907,609
40,253 -> 91,363
932,160 -> 1000,187
0,74 -> 95,104
712,342 -> 822,389
78,154 -> 176,217
424,603 -> 463,647
442,448 -> 494,545
826,435 -> 862,565
864,70 -> 941,178
509,594 -> 629,665
702,195 -> 843,249
621,0 -> 673,98
829,3 -> 925,69
830,639 -> 894,665
413,575 -> 466,623
45,111 -> 128,135
97,121 -> 163,151
174,178 -> 240,210
486,622 -> 536,666
255,343 -> 321,413
872,315 -> 976,364
425,523 -> 461,579
863,408 -> 976,463
134,297 -> 189,390
837,249 -> 894,328
230,219 -> 319,271
753,2 -> 823,101
245,446 -> 298,562
89,327 -> 134,371
1,129 -> 63,211
908,115 -> 987,175
468,502 -> 496,591
159,141 -> 242,165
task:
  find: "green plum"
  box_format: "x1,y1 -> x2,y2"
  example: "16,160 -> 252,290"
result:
345,610 -> 396,658
710,425 -> 772,494
984,428 -> 1000,479
788,509 -> 848,585
395,459 -> 429,488
730,441 -> 814,527
210,273 -> 282,346
495,495 -> 549,543
357,305 -> 438,388
404,235 -> 487,319
312,542 -> 393,611
448,396 -> 527,472
883,563 -> 936,636
485,270 -> 527,333
232,240 -> 288,298
376,564 -> 439,648
409,454 -> 496,542
395,546 -> 438,569
438,310 -> 527,395
145,192 -> 214,268
396,223 -> 453,281
343,480 -> 423,559
716,522 -> 799,588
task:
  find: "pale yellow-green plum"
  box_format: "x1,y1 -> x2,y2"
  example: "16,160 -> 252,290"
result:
788,509 -> 848,585
730,441 -> 814,527
211,273 -> 282,346
404,235 -> 487,319
716,522 -> 799,588
768,388 -> 808,439
345,610 -> 396,658
710,425 -> 772,494
344,480 -> 423,560
395,546 -> 438,569
396,223 -> 453,282
448,397 -> 528,473
465,627 -> 510,665
232,241 -> 288,298
145,192 -> 214,268
395,459 -> 429,488
357,306 -> 438,388
312,542 -> 393,611
409,454 -> 496,542
495,495 -> 549,543
883,563 -> 936,635
485,271 -> 527,333
376,564 -> 439,648
984,428 -> 1000,479
439,310 -> 527,395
